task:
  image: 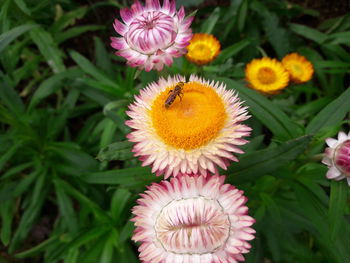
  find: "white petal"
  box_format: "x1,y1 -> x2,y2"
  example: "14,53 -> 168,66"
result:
326,166 -> 341,179
325,138 -> 338,148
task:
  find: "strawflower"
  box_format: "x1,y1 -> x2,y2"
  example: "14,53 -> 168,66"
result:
245,57 -> 289,94
282,53 -> 314,83
111,0 -> 194,71
132,175 -> 256,263
186,33 -> 221,65
125,75 -> 251,178
322,131 -> 350,185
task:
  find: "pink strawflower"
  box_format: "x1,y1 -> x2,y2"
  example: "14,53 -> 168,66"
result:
111,0 -> 194,71
322,131 -> 350,185
125,75 -> 251,178
132,175 -> 256,263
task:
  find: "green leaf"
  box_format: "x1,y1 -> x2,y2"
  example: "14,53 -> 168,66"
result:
82,167 -> 157,188
215,38 -> 251,64
28,68 -> 82,110
67,226 -> 110,251
306,87 -> 350,134
103,100 -> 130,134
55,25 -> 103,44
54,180 -> 78,233
53,178 -> 110,222
99,119 -> 117,149
76,236 -> 106,263
50,6 -> 88,32
237,0 -> 248,32
15,235 -> 59,258
9,170 -> 48,252
0,200 -> 14,246
30,27 -> 66,73
0,143 -> 21,172
70,51 -> 121,92
295,97 -> 332,118
14,0 -> 31,15
119,221 -> 134,243
316,60 -> 350,69
0,24 -> 38,53
110,189 -> 132,220
328,31 -> 350,45
0,72 -> 25,114
292,182 -> 329,233
200,7 -> 221,34
290,23 -> 328,44
217,77 -> 302,140
50,142 -> 98,173
263,12 -> 291,57
97,141 -> 133,162
329,180 -> 347,241
226,136 -> 312,184
100,232 -> 117,263
1,162 -> 32,180
94,37 -> 113,77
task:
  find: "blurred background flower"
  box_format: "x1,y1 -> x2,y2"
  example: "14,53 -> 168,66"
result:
132,175 -> 255,263
186,33 -> 221,65
282,53 -> 314,83
245,57 -> 289,94
125,75 -> 251,178
110,0 -> 194,71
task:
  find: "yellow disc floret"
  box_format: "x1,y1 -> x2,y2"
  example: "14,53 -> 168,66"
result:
245,57 -> 290,94
151,82 -> 227,150
186,33 -> 221,65
282,53 -> 314,83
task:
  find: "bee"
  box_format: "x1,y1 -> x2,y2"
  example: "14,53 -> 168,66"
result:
164,81 -> 185,108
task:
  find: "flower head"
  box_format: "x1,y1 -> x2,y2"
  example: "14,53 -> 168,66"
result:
245,57 -> 289,94
125,75 -> 251,178
282,53 -> 314,83
186,33 -> 221,65
132,175 -> 256,263
111,0 -> 194,71
322,131 -> 350,185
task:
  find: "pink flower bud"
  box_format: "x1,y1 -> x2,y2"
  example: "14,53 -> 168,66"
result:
322,131 -> 350,185
111,0 -> 194,71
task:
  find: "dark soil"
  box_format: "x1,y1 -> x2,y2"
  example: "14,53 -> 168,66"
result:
289,0 -> 350,19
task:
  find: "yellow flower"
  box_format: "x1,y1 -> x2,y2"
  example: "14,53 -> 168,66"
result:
282,53 -> 314,83
245,57 -> 289,94
186,33 -> 221,65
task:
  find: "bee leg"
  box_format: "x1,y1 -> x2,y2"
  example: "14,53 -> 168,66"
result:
179,92 -> 184,101
168,90 -> 173,94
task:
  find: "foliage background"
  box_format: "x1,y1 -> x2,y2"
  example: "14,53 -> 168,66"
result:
0,0 -> 350,262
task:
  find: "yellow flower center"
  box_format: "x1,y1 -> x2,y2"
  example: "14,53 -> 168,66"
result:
190,43 -> 213,60
151,82 -> 227,150
292,63 -> 303,77
257,67 -> 276,84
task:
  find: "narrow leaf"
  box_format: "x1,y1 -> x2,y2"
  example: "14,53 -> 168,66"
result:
97,141 -> 133,162
0,24 -> 38,53
290,23 -> 328,44
329,180 -> 347,241
215,39 -> 251,64
306,87 -> 350,134
83,167 -> 157,188
200,7 -> 220,34
217,77 -> 302,140
30,27 -> 66,73
226,136 -> 312,184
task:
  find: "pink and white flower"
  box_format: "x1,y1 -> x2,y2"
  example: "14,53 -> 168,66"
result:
132,175 -> 256,263
111,0 -> 194,71
322,131 -> 350,185
125,75 -> 251,179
